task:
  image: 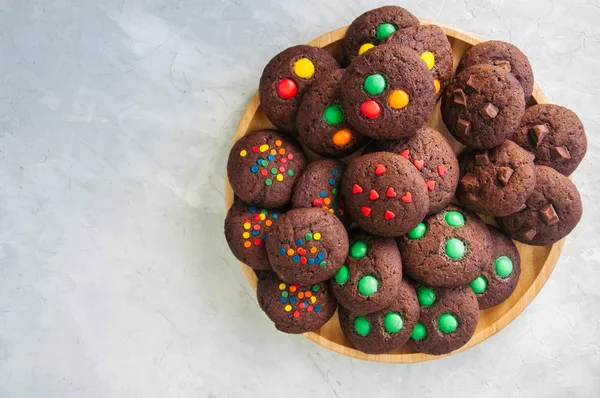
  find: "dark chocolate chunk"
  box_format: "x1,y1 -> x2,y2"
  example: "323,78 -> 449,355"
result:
539,203 -> 560,226
466,75 -> 483,93
480,103 -> 499,120
493,60 -> 512,72
528,124 -> 549,148
457,118 -> 471,135
497,166 -> 515,186
461,172 -> 480,193
520,228 -> 537,242
453,89 -> 468,107
551,146 -> 571,160
474,151 -> 490,166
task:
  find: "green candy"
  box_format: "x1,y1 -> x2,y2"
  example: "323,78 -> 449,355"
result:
311,284 -> 319,292
470,275 -> 488,294
334,264 -> 349,285
354,316 -> 371,336
408,223 -> 427,239
332,188 -> 338,195
349,241 -> 367,259
271,167 -> 278,175
384,312 -> 403,334
445,238 -> 465,259
287,170 -> 294,177
281,291 -> 288,297
261,159 -> 268,166
411,321 -> 427,340
260,209 -> 268,215
444,211 -> 465,227
358,275 -> 378,296
363,74 -> 387,95
438,313 -> 458,334
495,256 -> 513,277
323,104 -> 344,125
376,23 -> 396,42
305,233 -> 313,241
265,179 -> 273,186
319,260 -> 327,267
417,287 -> 436,307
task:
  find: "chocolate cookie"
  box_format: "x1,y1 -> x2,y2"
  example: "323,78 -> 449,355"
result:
338,280 -> 419,354
296,69 -> 369,157
342,5 -> 419,65
398,205 -> 491,288
342,152 -> 429,237
441,64 -> 526,149
497,165 -> 583,246
456,140 -> 536,217
331,233 -> 402,314
457,40 -> 534,103
224,199 -> 280,271
257,272 -> 337,334
383,24 -> 453,98
292,159 -> 348,225
340,44 -> 437,141
469,226 -> 521,309
408,285 -> 479,355
364,126 -> 460,215
266,208 -> 349,284
510,104 -> 587,176
259,45 -> 340,134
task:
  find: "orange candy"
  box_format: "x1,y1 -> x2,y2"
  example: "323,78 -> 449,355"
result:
332,129 -> 352,146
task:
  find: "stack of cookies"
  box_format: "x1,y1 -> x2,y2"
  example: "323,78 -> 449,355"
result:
224,5 -> 586,356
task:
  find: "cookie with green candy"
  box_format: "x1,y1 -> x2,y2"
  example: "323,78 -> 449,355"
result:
408,284 -> 479,356
397,205 -> 491,288
469,226 -> 521,309
338,280 -> 419,354
331,232 -> 402,314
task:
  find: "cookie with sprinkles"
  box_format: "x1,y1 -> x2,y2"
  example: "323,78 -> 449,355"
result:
496,165 -> 582,246
259,45 -> 340,134
383,24 -> 453,99
296,69 -> 369,157
342,152 -> 429,237
338,280 -> 419,354
331,233 -> 403,314
408,284 -> 479,356
266,208 -> 349,284
340,44 -> 437,141
342,5 -> 419,65
227,130 -> 308,208
469,226 -> 521,309
257,271 -> 337,334
292,159 -> 348,225
224,199 -> 281,271
364,126 -> 460,215
398,205 -> 491,288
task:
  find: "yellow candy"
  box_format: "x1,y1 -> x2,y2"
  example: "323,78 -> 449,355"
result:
358,43 -> 375,55
243,232 -> 250,239
310,296 -> 317,303
243,222 -> 251,230
260,214 -> 266,220
329,209 -> 334,214
276,174 -> 284,182
293,58 -> 315,79
388,89 -> 410,109
259,144 -> 269,152
279,283 -> 286,290
239,149 -> 247,157
433,79 -> 441,94
314,233 -> 321,241
284,305 -> 292,312
420,51 -> 435,70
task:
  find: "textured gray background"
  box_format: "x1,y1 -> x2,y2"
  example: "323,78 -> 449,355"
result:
1,0 -> 599,397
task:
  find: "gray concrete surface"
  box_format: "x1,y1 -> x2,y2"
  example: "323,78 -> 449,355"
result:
0,0 -> 599,397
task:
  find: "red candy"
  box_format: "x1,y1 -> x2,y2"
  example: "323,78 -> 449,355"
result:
277,78 -> 297,99
437,165 -> 447,176
361,206 -> 372,216
352,184 -> 363,194
369,189 -> 380,201
293,310 -> 300,318
260,169 -> 268,176
399,149 -> 410,159
401,192 -> 413,203
414,159 -> 424,170
426,180 -> 436,191
384,210 -> 396,220
300,257 -> 307,264
360,100 -> 381,119
375,164 -> 386,176
253,239 -> 261,246
254,214 -> 261,221
386,187 -> 397,198
278,166 -> 286,173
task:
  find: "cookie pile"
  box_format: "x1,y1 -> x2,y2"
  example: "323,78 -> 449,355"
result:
224,5 -> 586,356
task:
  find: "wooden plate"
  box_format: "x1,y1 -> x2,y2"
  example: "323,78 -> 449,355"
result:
224,20 -> 565,363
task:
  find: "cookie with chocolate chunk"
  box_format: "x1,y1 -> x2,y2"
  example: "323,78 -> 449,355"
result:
364,126 -> 460,215
224,199 -> 281,271
331,233 -> 403,314
408,285 -> 479,356
469,226 -> 521,309
342,152 -> 429,237
457,40 -> 534,103
340,44 -> 437,141
266,208 -> 348,284
342,5 -> 419,65
383,24 -> 453,99
456,140 -> 536,217
338,280 -> 419,354
510,104 -> 587,176
259,45 -> 340,134
398,205 -> 491,288
296,70 -> 369,157
227,130 -> 308,208
496,165 -> 583,246
257,272 -> 337,334
441,64 -> 525,149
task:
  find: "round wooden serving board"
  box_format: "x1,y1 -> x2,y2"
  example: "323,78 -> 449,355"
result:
224,20 -> 565,363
